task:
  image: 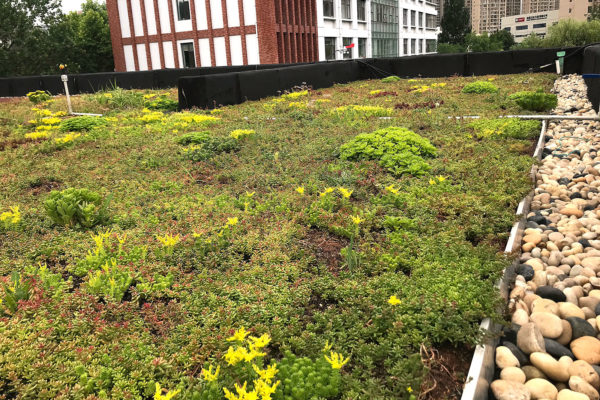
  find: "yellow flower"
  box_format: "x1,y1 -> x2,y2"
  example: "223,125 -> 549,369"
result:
388,295 -> 401,306
337,187 -> 353,199
117,234 -> 127,244
224,382 -> 259,400
54,132 -> 81,144
295,186 -> 305,195
325,351 -> 350,369
407,386 -> 413,393
429,179 -> 436,185
227,327 -> 250,342
370,89 -> 382,95
156,233 -> 180,247
246,191 -> 255,198
224,346 -> 248,365
230,129 -> 255,139
248,333 -> 271,349
252,363 -> 278,383
0,206 -> 21,225
351,215 -> 363,225
384,184 -> 399,194
254,379 -> 280,400
322,340 -> 333,353
319,187 -> 335,197
201,365 -> 220,382
227,217 -> 239,227
436,175 -> 446,182
154,382 -> 180,400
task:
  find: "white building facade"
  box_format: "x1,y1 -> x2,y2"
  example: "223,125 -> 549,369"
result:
315,0 -> 438,61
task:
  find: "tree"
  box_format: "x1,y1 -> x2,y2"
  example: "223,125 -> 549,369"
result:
0,0 -> 113,76
490,30 -> 515,50
516,19 -> 600,49
464,32 -> 503,52
589,4 -> 600,21
439,0 -> 471,45
0,0 -> 62,76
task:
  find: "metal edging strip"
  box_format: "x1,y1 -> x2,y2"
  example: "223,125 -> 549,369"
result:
460,118 -> 548,400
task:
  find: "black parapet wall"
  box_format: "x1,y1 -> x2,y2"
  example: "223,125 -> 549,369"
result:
179,61 -> 361,109
179,47 -> 584,109
583,45 -> 600,111
0,63 -> 307,97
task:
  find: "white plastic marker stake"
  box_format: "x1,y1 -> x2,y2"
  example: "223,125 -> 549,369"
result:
61,74 -> 73,115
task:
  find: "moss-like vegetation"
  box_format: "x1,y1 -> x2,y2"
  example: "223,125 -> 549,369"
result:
0,73 -> 555,399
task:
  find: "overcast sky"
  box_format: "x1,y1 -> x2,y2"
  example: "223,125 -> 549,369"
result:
61,0 -> 105,13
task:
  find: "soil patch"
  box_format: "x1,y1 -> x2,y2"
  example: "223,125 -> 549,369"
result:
421,344 -> 473,400
300,228 -> 349,273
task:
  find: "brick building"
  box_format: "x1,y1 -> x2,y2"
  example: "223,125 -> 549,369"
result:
107,0 -> 438,71
106,0 -> 319,71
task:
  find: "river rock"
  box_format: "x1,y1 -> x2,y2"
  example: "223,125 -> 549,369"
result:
518,322 -> 547,354
569,376 -> 600,400
568,317 -> 598,339
545,338 -> 576,359
533,298 -> 560,315
560,303 -> 587,319
497,346 -> 520,368
569,360 -> 600,389
517,264 -> 536,281
531,352 -> 570,382
523,365 -> 548,380
557,319 -> 574,345
504,341 -> 530,366
571,337 -> 600,364
501,367 -> 527,384
492,379 -> 531,400
525,378 -> 559,399
531,312 -> 564,338
538,286 -> 568,302
557,389 -> 590,400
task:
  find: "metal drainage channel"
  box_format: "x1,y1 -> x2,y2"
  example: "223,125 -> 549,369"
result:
460,114 -> 600,400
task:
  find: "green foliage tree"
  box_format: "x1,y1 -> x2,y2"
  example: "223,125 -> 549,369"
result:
515,19 -> 600,49
490,29 -> 515,50
465,32 -> 504,52
588,5 -> 600,21
0,0 -> 62,76
438,0 -> 471,44
0,0 -> 113,76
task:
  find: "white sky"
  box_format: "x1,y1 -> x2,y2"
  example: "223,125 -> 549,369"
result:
61,0 -> 105,13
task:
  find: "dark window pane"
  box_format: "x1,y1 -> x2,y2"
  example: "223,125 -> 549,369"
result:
323,0 -> 334,17
181,42 -> 195,68
177,0 -> 190,20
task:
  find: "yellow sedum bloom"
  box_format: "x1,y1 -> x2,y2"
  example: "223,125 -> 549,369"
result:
230,129 -> 255,139
295,186 -> 305,195
252,363 -> 278,383
436,175 -> 446,182
254,379 -> 280,400
201,365 -> 220,382
226,217 -> 239,227
156,233 -> 180,247
351,215 -> 363,225
337,187 -> 353,199
319,187 -> 335,197
224,382 -> 259,400
385,184 -> 399,194
25,131 -> 50,140
325,351 -> 350,369
154,382 -> 180,400
54,132 -> 81,144
248,333 -> 271,349
227,327 -> 250,342
0,206 -> 21,225
388,295 -> 401,306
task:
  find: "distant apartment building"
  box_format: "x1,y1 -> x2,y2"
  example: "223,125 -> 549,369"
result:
501,0 -> 597,41
501,9 -> 558,41
106,0 -> 438,71
469,0 -> 596,34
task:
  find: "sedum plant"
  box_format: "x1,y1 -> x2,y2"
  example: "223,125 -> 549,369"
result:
176,132 -> 240,162
468,118 -> 541,139
44,188 -> 110,229
59,115 -> 106,132
1,271 -> 32,315
27,90 -> 51,104
509,89 -> 557,112
381,75 -> 401,83
462,81 -> 499,94
86,259 -> 133,302
340,126 -> 436,176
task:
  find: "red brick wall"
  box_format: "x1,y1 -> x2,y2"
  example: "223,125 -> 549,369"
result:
106,0 -> 319,71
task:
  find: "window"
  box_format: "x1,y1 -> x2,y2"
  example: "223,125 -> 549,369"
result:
357,0 -> 366,20
180,42 -> 195,68
411,10 -> 416,27
418,12 -> 423,27
403,38 -> 408,55
426,39 -> 436,52
177,0 -> 191,20
358,38 -> 366,57
426,13 -> 436,29
323,0 -> 334,18
342,0 -> 351,19
516,25 -> 528,30
411,38 -> 416,54
504,26 -> 511,31
403,9 -> 408,26
343,37 -> 353,58
325,37 -> 336,60
532,22 -> 546,28
417,39 -> 422,53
